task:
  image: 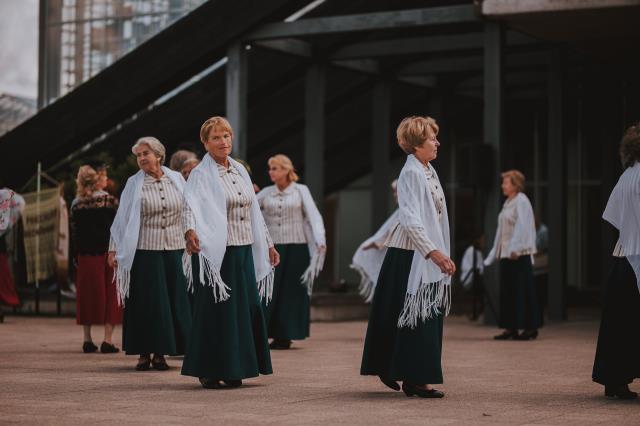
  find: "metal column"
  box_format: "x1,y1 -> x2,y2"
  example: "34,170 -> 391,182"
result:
483,22 -> 504,325
372,79 -> 391,230
304,63 -> 326,211
226,41 -> 248,160
547,49 -> 567,321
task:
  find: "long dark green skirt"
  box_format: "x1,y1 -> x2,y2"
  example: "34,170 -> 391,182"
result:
263,243 -> 310,340
360,247 -> 444,385
181,245 -> 272,380
499,256 -> 542,330
592,257 -> 640,386
122,250 -> 192,356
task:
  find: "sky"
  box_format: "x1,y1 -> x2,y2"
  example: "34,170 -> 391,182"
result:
0,0 -> 38,99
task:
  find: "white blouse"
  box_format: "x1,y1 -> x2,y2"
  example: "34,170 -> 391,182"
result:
486,192 -> 537,264
384,164 -> 444,258
217,162 -> 273,247
259,183 -> 307,245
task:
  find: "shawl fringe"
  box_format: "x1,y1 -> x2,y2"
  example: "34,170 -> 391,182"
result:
258,269 -> 275,304
350,263 -> 375,303
198,254 -> 230,303
301,249 -> 326,296
182,251 -> 194,293
114,266 -> 131,307
397,280 -> 451,329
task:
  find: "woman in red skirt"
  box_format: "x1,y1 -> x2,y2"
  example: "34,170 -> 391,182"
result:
0,188 -> 25,322
70,164 -> 122,353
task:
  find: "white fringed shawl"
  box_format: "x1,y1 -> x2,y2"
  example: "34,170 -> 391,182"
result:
183,154 -> 274,303
603,161 -> 640,290
396,155 -> 451,328
257,182 -> 326,295
0,189 -> 25,237
350,209 -> 399,302
109,167 -> 186,305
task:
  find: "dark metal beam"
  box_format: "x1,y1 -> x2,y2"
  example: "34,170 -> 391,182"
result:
399,51 -> 548,75
246,5 -> 480,41
331,31 -> 537,60
483,21 -> 505,326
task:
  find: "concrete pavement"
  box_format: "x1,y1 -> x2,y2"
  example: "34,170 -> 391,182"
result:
1,315 -> 638,425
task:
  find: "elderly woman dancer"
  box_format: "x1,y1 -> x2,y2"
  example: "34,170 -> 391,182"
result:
361,116 -> 455,398
592,124 -> 640,399
108,137 -> 192,371
181,116 -> 278,389
351,180 -> 399,303
71,165 -> 121,353
257,154 -> 326,350
485,170 -> 540,341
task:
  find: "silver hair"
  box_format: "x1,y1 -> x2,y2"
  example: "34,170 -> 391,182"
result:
132,137 -> 166,165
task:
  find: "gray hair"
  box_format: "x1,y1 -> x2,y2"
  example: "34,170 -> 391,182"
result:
132,137 -> 166,165
169,149 -> 197,171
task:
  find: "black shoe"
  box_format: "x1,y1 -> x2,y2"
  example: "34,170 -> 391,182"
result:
136,356 -> 151,371
514,330 -> 538,341
605,385 -> 638,399
151,356 -> 169,371
223,379 -> 242,388
379,376 -> 400,391
402,383 -> 445,398
200,378 -> 222,389
82,341 -> 98,353
100,342 -> 120,353
494,330 -> 518,340
269,339 -> 292,350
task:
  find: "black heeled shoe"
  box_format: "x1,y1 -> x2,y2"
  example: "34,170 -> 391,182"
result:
379,376 -> 400,391
200,378 -> 222,389
402,383 -> 444,398
223,379 -> 242,388
269,339 -> 292,350
151,356 -> 170,371
494,329 -> 518,340
136,356 -> 151,371
82,341 -> 98,353
514,330 -> 538,341
605,384 -> 638,400
100,341 -> 120,353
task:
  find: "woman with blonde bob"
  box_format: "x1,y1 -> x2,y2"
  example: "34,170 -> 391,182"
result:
485,169 -> 540,341
361,116 -> 455,398
71,164 -> 121,353
257,154 -> 326,349
181,116 -> 278,389
592,123 -> 640,399
108,137 -> 192,371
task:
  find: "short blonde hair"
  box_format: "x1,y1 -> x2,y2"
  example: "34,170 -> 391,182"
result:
396,116 -> 439,154
132,137 -> 166,165
268,154 -> 299,182
200,116 -> 233,143
76,165 -> 99,198
501,169 -> 525,193
621,123 -> 640,168
169,149 -> 197,171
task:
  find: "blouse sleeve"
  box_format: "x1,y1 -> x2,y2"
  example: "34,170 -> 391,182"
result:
507,195 -> 535,255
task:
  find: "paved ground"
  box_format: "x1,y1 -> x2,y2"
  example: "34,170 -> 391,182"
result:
1,315 -> 639,425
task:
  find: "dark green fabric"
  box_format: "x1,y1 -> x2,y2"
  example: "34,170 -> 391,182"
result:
360,247 -> 444,385
263,243 -> 310,340
181,245 -> 272,380
122,250 -> 192,356
593,257 -> 640,386
499,256 -> 542,330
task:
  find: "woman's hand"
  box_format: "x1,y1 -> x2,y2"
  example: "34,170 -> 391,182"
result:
510,252 -> 519,260
107,251 -> 117,268
427,250 -> 456,276
318,244 -> 327,252
362,242 -> 382,251
269,247 -> 280,267
185,229 -> 201,254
